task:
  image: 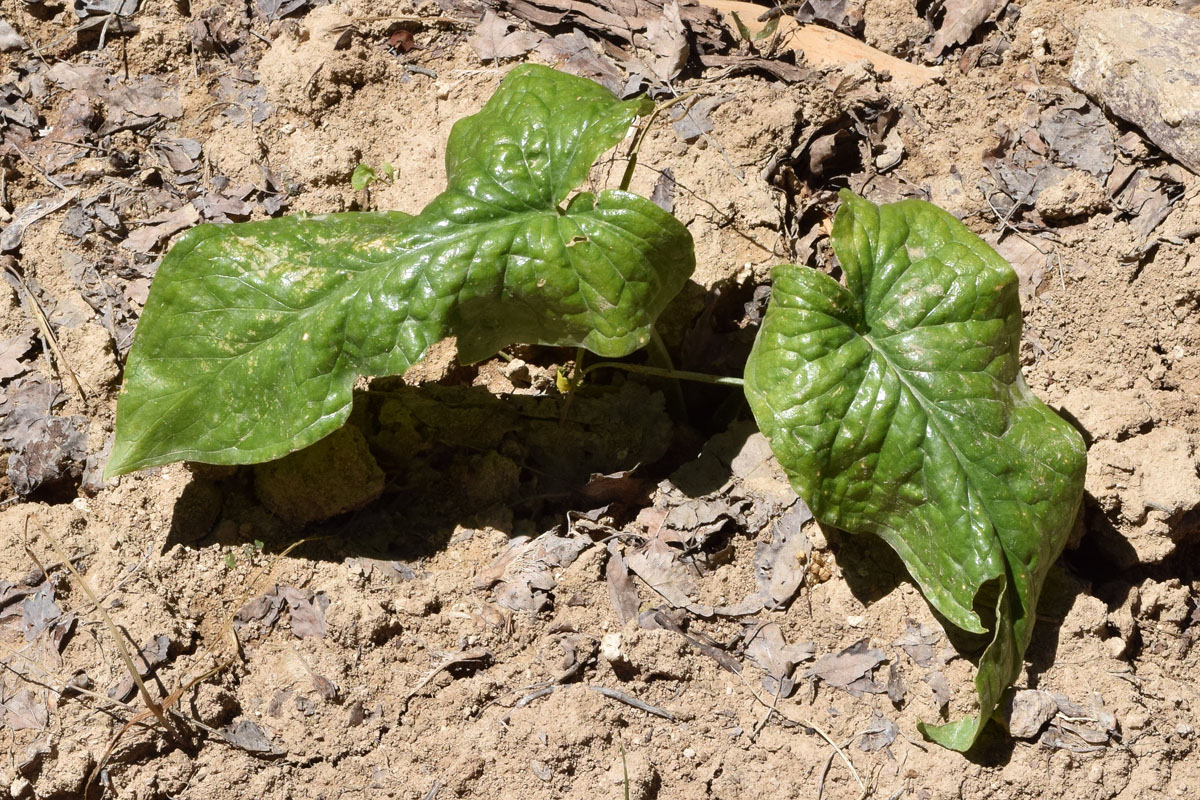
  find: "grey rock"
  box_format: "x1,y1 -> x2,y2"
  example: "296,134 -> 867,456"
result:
1069,8 -> 1200,173
1004,689 -> 1058,739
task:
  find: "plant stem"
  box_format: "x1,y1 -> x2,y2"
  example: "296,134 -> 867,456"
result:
582,360 -> 744,388
620,93 -> 695,192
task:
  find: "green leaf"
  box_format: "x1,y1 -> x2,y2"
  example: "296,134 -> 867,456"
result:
745,191 -> 1086,750
756,16 -> 779,41
350,163 -> 377,191
729,11 -> 755,42
107,65 -> 691,477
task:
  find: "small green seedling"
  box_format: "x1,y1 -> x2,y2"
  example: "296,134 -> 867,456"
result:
106,65 -> 1085,752
350,161 -> 396,191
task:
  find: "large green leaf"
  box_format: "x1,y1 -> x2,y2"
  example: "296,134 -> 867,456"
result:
107,65 -> 693,477
745,191 -> 1086,750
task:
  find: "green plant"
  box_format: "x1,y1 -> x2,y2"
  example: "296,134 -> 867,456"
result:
746,192 -> 1086,749
105,66 -> 1086,751
105,65 -> 693,475
350,161 -> 396,191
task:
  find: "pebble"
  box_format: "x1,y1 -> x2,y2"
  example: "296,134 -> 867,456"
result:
1069,8 -> 1200,173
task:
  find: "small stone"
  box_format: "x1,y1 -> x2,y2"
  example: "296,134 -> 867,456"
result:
1104,637 -> 1127,658
1069,8 -> 1200,173
254,424 -> 384,526
1003,689 -> 1058,738
9,776 -> 31,798
503,358 -> 531,384
1034,172 -> 1109,221
600,632 -> 624,663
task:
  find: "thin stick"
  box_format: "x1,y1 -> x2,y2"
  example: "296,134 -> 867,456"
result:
589,686 -> 675,720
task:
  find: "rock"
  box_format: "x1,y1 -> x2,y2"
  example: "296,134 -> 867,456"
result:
1061,387 -> 1154,443
1004,689 -> 1058,739
1034,172 -> 1109,221
1069,8 -> 1200,174
1061,594 -> 1108,638
1086,427 -> 1200,564
254,424 -> 384,526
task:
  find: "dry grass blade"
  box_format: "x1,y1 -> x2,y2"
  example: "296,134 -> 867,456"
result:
26,516 -> 171,736
4,262 -> 88,406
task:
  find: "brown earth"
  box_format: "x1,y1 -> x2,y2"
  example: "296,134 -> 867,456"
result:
2,0 -> 1199,799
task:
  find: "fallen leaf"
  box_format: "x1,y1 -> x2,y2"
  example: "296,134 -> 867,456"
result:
0,18 -> 26,52
577,469 -> 649,507
984,233 -> 1050,304
886,662 -> 905,704
929,0 -> 1007,57
120,204 -> 200,253
0,332 -> 34,381
222,718 -> 277,753
981,123 -> 1068,219
20,584 -> 61,642
279,587 -> 328,638
470,11 -> 542,63
537,32 -> 624,93
925,671 -> 952,711
857,711 -> 899,751
804,639 -> 887,697
8,416 -> 89,497
605,541 -> 641,626
650,168 -> 676,214
626,541 -> 713,616
645,1 -> 689,82
1038,95 -> 1114,179
0,193 -> 78,253
476,533 -> 588,613
671,95 -> 730,142
234,591 -> 284,629
793,0 -> 864,36
153,137 -> 203,173
716,502 -> 811,616
0,375 -> 61,449
4,689 -> 48,731
742,622 -> 815,697
640,608 -> 741,673
74,0 -> 140,17
892,619 -> 943,668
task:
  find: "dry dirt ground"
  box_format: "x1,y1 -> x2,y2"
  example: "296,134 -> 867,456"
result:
2,0 -> 1200,798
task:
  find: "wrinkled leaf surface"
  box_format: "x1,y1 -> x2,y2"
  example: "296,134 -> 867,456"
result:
745,191 -> 1085,750
108,65 -> 693,475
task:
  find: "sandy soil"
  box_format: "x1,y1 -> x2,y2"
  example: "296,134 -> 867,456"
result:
2,0 -> 1199,798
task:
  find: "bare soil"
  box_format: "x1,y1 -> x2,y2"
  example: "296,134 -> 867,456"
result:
2,1 -> 1199,799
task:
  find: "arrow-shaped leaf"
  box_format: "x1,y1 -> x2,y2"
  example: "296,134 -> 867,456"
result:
107,65 -> 694,477
745,191 -> 1086,750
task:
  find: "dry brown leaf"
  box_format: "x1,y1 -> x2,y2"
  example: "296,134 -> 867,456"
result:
742,622 -> 814,697
804,639 -> 887,697
121,204 -> 201,254
929,0 -> 1007,57
470,11 -> 542,63
645,0 -> 689,82
605,541 -> 641,626
0,331 -> 34,381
